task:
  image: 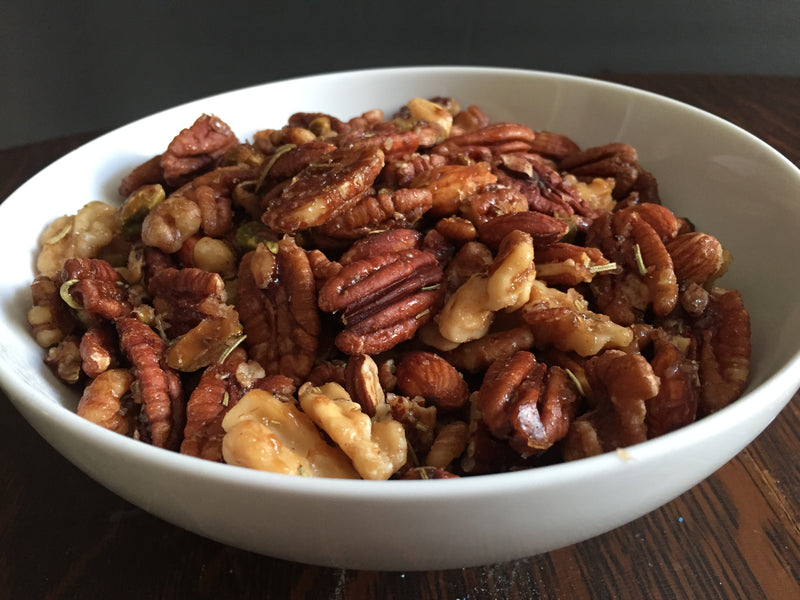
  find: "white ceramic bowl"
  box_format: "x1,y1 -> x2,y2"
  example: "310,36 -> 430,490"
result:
2,66 -> 799,571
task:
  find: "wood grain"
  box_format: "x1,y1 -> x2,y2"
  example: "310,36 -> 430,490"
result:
1,75 -> 798,600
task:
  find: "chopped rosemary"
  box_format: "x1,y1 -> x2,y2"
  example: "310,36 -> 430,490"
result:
564,368 -> 586,397
255,143 -> 296,190
218,334 -> 247,364
154,317 -> 170,342
45,223 -> 73,245
58,279 -> 82,309
406,443 -> 420,467
633,243 -> 647,276
587,262 -> 618,274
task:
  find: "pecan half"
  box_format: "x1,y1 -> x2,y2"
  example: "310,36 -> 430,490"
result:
434,216 -> 478,244
58,257 -> 122,287
334,289 -> 443,356
185,176 -> 239,239
528,130 -> 581,160
319,249 -> 439,314
339,228 -> 422,265
116,316 -> 184,449
148,266 -> 227,336
314,187 -> 432,239
318,247 -> 444,355
307,248 -> 342,290
344,354 -> 385,417
695,288 -> 751,415
477,350 -> 579,456
161,114 -> 239,188
477,211 -> 569,251
562,350 -> 659,460
379,152 -> 449,188
442,326 -> 535,373
79,323 -> 119,378
261,144 -> 385,232
560,142 -> 640,199
666,232 -> 728,285
459,187 -> 529,229
64,279 -> 131,319
494,152 -> 590,218
255,140 -> 337,192
337,120 -> 421,161
237,236 -> 320,384
586,205 -> 679,320
451,104 -> 490,135
119,154 -> 167,198
410,162 -> 497,217
432,122 -> 538,161
58,258 -> 132,321
395,351 -> 470,411
622,209 -> 678,316
181,347 -> 262,461
77,368 -> 135,435
646,339 -> 699,437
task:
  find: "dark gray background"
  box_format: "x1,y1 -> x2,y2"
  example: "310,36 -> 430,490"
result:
2,0 -> 798,149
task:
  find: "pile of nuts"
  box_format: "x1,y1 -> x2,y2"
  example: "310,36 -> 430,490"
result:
27,97 -> 751,479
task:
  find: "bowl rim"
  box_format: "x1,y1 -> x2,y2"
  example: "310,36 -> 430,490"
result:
3,64 -> 800,502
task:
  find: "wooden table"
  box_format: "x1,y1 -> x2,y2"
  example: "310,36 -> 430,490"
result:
2,74 -> 799,599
